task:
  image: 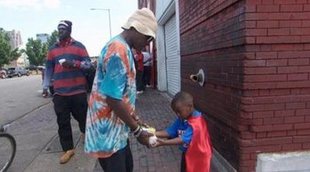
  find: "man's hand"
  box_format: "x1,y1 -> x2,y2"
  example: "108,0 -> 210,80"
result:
42,89 -> 48,98
136,130 -> 153,147
62,60 -> 75,68
131,112 -> 150,128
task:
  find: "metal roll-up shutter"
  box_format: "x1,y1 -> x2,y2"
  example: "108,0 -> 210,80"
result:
164,14 -> 180,95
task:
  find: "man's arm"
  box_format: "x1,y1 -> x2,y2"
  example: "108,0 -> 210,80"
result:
100,53 -> 152,146
62,57 -> 93,70
42,52 -> 54,97
62,45 -> 93,70
143,58 -> 152,64
79,59 -> 93,69
142,52 -> 152,64
106,96 -> 139,130
79,46 -> 93,70
106,96 -> 152,146
42,66 -> 52,89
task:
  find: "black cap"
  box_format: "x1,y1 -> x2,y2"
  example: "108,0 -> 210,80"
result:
58,20 -> 72,32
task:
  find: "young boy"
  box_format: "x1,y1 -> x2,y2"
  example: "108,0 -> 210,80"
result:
154,91 -> 212,172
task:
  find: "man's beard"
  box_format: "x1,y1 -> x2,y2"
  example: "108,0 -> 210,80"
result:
59,34 -> 70,41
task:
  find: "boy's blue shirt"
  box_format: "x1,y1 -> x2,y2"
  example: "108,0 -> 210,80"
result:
165,110 -> 201,152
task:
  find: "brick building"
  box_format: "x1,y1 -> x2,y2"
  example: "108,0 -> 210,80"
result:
139,0 -> 310,171
7,29 -> 22,49
6,29 -> 27,67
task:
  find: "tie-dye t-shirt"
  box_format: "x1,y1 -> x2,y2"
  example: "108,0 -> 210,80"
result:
84,35 -> 136,158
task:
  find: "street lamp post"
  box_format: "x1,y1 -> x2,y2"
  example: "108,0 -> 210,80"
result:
90,8 -> 112,39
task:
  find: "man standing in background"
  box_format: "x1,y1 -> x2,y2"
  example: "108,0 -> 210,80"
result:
42,20 -> 92,164
142,48 -> 152,88
135,49 -> 145,94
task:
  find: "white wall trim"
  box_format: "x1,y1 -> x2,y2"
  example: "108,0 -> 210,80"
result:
256,151 -> 310,172
175,0 -> 181,82
158,1 -> 175,25
156,0 -> 181,93
156,26 -> 167,91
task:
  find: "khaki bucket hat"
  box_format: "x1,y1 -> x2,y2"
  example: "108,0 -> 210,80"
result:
122,8 -> 158,39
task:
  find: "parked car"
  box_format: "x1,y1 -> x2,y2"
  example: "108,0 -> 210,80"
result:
26,65 -> 38,71
7,67 -> 30,78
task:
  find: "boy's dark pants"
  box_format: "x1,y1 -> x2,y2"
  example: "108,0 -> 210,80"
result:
98,140 -> 133,172
181,152 -> 186,172
136,70 -> 144,91
143,66 -> 151,86
53,93 -> 87,151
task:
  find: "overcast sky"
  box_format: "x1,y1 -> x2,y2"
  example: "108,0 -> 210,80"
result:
0,0 -> 137,56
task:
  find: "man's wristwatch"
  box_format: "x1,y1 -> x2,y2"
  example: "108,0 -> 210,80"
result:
131,125 -> 142,137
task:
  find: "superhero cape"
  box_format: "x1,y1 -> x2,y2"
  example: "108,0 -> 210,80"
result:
185,115 -> 212,172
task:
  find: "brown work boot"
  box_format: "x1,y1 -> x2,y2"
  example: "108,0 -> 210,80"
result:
59,149 -> 75,164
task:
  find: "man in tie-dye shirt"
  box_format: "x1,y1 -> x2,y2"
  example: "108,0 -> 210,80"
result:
84,8 -> 158,172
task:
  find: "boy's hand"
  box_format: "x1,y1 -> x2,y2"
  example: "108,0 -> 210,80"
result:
154,138 -> 166,147
148,135 -> 158,147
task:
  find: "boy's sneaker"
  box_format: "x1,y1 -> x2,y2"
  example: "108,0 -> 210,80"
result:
137,91 -> 144,94
59,149 -> 75,164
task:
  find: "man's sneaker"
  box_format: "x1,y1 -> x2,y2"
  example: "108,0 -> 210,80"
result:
59,149 -> 75,164
137,91 -> 144,94
42,92 -> 48,98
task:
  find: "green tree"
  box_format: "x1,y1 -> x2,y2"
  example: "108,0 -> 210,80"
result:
0,28 -> 20,68
24,38 -> 46,66
47,30 -> 58,48
23,30 -> 58,66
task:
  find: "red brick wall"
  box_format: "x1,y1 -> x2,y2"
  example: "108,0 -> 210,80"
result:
180,0 -> 310,171
240,0 -> 310,171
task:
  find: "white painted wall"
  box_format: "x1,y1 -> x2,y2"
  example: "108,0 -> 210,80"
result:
156,0 -> 174,21
165,15 -> 180,95
256,151 -> 310,172
155,0 -> 181,93
156,26 -> 167,91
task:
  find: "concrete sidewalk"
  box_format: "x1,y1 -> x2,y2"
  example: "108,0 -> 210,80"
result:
126,89 -> 181,172
6,100 -> 97,172
7,88 -> 214,172
93,89 -> 181,172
